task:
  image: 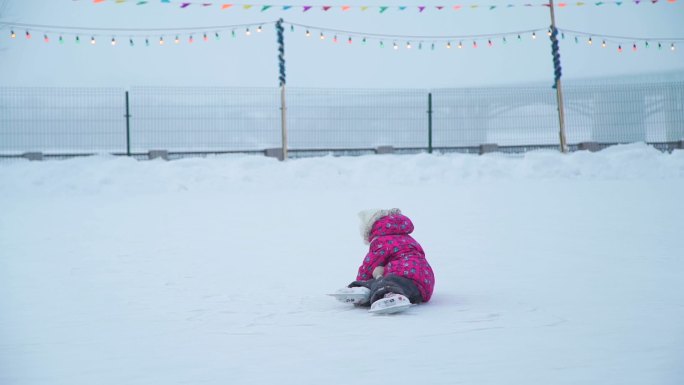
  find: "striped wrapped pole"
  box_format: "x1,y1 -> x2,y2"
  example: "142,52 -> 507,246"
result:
276,18 -> 288,160
276,18 -> 286,87
550,26 -> 562,90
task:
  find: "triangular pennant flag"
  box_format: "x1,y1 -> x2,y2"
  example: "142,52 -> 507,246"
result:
137,1 -> 148,4
302,5 -> 312,11
243,4 -> 253,9
470,4 -> 479,8
115,0 -> 126,4
616,1 -> 623,5
398,6 -> 407,10
261,5 -> 271,11
651,0 -> 658,3
341,5 -> 351,10
595,1 -> 604,5
379,6 -> 389,12
322,5 -> 331,10
634,0 -> 641,3
202,3 -> 212,6
283,5 -> 292,10
557,2 -> 567,6
360,6 -> 369,10
453,5 -> 462,10
93,0 -> 106,3
222,4 -> 233,9
161,0 -> 171,3
667,0 -> 676,3
576,1 -> 585,5
436,5 -> 444,10
419,5 -> 426,11
489,5 -> 496,9
180,2 -> 191,8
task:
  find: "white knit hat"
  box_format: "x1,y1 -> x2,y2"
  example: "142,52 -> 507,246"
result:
358,208 -> 402,244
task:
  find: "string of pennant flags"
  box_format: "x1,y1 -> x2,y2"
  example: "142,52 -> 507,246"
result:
1,20 -> 681,52
75,0 -> 679,11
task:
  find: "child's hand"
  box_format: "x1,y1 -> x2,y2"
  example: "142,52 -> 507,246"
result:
372,266 -> 385,279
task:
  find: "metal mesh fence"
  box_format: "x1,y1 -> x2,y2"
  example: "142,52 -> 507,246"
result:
563,82 -> 684,144
0,87 -> 125,154
129,87 -> 281,152
286,88 -> 427,150
431,86 -> 559,147
0,82 -> 682,158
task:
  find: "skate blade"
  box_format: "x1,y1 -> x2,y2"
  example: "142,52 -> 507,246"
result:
368,295 -> 412,314
327,293 -> 370,304
368,302 -> 412,314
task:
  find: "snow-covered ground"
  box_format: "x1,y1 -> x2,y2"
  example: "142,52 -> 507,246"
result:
1,143 -> 683,385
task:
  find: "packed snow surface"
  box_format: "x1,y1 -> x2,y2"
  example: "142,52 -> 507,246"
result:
1,143 -> 683,385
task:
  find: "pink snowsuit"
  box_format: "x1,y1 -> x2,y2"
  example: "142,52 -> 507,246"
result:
356,213 -> 435,302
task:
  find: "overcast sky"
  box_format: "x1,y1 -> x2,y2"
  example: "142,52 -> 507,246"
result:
0,0 -> 682,88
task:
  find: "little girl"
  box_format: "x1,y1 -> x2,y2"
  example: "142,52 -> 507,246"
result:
337,208 -> 435,312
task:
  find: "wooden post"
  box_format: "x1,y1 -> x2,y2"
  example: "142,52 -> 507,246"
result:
280,85 -> 287,161
549,0 -> 569,153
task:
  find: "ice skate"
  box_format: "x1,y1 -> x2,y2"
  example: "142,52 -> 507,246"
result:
328,286 -> 371,305
368,293 -> 412,314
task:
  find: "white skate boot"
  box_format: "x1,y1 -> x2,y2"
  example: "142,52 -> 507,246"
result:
368,293 -> 412,314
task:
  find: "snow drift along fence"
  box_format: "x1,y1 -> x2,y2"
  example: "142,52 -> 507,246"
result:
0,83 -> 682,159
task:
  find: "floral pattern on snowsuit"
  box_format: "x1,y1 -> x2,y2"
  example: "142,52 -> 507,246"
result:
356,213 -> 435,302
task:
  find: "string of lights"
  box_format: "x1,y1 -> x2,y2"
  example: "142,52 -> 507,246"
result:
1,20 -> 681,52
1,20 -> 273,45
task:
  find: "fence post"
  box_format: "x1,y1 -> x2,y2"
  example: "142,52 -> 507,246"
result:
125,90 -> 131,156
428,92 -> 433,154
